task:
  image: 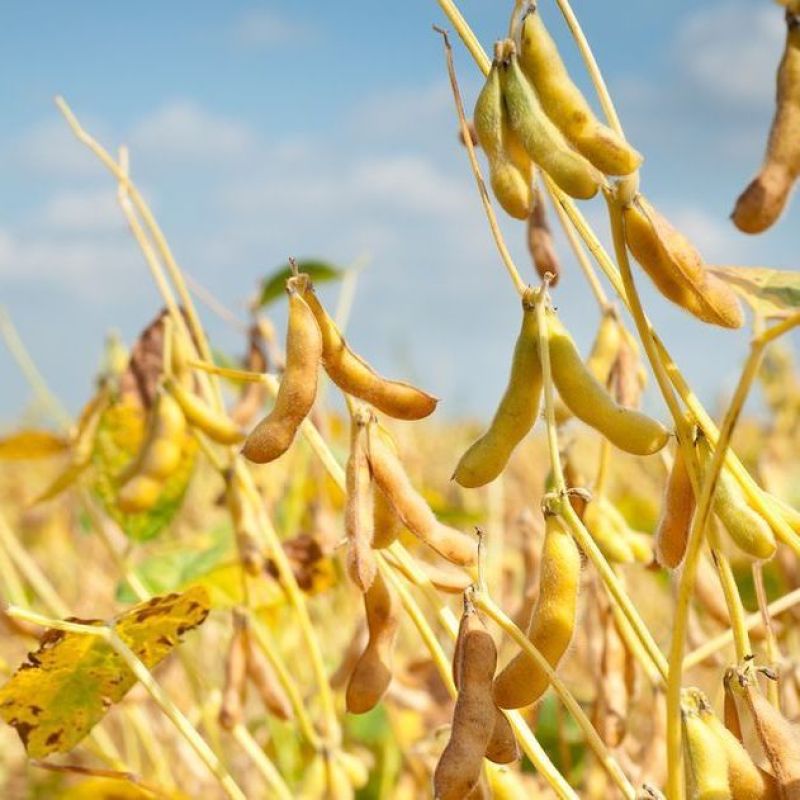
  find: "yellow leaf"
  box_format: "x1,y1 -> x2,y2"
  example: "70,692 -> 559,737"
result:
0,430 -> 69,460
0,586 -> 210,758
91,396 -> 197,541
709,266 -> 800,318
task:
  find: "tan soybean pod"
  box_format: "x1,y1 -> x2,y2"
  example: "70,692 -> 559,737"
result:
219,619 -> 247,731
493,514 -> 580,709
546,308 -> 670,455
527,185 -> 562,286
518,8 -> 642,176
434,610 -> 497,800
346,569 -> 399,714
681,699 -> 733,800
345,420 -> 377,592
165,377 -> 246,445
497,41 -> 603,200
473,59 -> 534,219
242,286 -> 322,463
583,499 -> 635,564
244,636 -> 293,721
654,445 -> 695,569
697,700 -> 779,800
698,441 -> 777,560
742,682 -> 800,798
451,608 -> 519,765
225,470 -> 265,576
298,281 -> 438,421
623,197 -> 744,329
453,297 -> 542,488
732,10 -> 800,233
371,428 -> 405,549
367,422 -> 476,566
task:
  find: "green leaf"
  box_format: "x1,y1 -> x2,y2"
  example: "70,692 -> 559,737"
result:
256,260 -> 343,308
0,587 -> 210,758
709,266 -> 800,318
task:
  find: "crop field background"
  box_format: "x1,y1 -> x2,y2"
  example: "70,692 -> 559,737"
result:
1,1 -> 800,799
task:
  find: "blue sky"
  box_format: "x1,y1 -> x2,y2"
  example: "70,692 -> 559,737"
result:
1,1 -> 797,427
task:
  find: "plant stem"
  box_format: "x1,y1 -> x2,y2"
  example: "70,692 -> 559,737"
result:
684,586 -> 800,669
232,724 -> 293,800
436,26 -> 528,298
0,307 -> 72,430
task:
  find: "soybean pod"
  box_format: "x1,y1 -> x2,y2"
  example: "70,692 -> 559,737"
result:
453,295 -> 542,488
518,7 -> 642,176
493,514 -> 580,709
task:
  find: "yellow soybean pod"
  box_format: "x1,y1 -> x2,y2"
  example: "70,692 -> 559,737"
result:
682,700 -> 733,799
624,197 -> 744,329
453,297 -> 542,488
497,41 -> 602,200
546,309 -> 670,455
474,60 -> 534,219
493,514 -> 580,709
519,9 -> 642,176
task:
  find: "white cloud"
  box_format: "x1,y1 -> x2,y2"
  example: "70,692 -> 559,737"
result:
675,2 -> 784,108
41,188 -> 123,232
11,116 -> 111,178
0,227 -> 141,296
231,9 -> 314,48
130,101 -> 256,162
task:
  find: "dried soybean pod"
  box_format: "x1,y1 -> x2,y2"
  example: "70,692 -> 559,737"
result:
732,9 -> 800,233
244,634 -> 293,721
497,41 -> 602,200
623,197 -> 744,329
372,486 -> 403,549
724,669 -> 744,743
453,296 -> 542,488
371,428 -> 404,549
473,59 -> 534,219
655,445 -> 696,569
225,470 -> 265,576
527,185 -> 562,286
518,7 -> 642,176
698,701 -> 779,800
345,418 -> 377,592
219,616 -> 247,731
367,422 -> 476,566
546,308 -> 670,455
682,697 -> 733,800
493,514 -> 580,709
595,607 -> 630,747
485,711 -> 520,764
346,569 -> 399,714
434,610 -> 497,800
242,285 -> 322,463
165,377 -> 246,445
586,310 -> 622,385
742,681 -> 800,798
698,442 -> 777,560
451,605 -> 518,765
298,281 -> 437,421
